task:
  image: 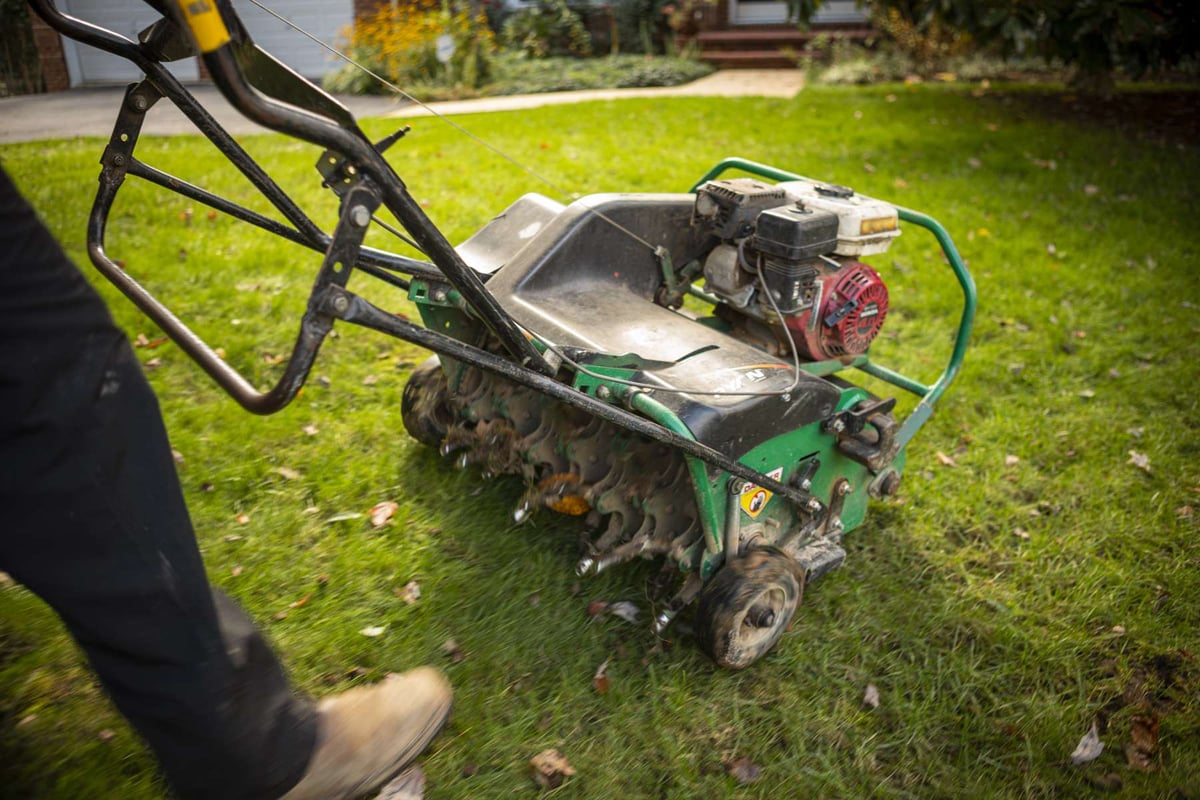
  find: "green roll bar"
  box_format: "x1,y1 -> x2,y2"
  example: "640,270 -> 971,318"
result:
690,157 -> 977,447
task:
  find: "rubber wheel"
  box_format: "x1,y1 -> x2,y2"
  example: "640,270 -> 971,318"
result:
401,356 -> 454,447
695,546 -> 804,670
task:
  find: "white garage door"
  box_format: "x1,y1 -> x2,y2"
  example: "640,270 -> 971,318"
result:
58,0 -> 352,86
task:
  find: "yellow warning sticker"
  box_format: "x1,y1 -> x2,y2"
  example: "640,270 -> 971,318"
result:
739,467 -> 784,519
176,0 -> 230,53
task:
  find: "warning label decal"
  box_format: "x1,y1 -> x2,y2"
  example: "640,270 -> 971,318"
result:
739,467 -> 784,519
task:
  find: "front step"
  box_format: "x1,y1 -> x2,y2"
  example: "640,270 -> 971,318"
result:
689,26 -> 873,70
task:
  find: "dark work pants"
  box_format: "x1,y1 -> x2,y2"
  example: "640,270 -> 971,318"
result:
0,167 -> 318,799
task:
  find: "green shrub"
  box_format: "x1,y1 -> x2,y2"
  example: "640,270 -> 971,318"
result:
502,0 -> 593,59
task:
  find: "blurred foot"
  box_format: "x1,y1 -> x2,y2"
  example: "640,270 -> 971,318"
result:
280,667 -> 452,800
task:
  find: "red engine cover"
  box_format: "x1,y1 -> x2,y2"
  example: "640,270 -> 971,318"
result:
784,261 -> 889,360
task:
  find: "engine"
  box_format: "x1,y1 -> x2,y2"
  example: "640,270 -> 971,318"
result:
693,178 -> 898,362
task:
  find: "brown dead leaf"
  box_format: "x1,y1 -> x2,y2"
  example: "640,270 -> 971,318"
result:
98,729 -> 115,743
236,513 -> 250,525
370,501 -> 399,528
1176,505 -> 1194,518
1004,454 -> 1020,467
587,599 -> 609,617
275,467 -> 301,481
144,357 -> 162,370
230,565 -> 244,577
862,683 -> 880,709
725,756 -> 762,784
592,658 -> 611,694
289,594 -> 311,609
461,762 -> 478,778
1124,715 -> 1159,771
302,424 -> 319,436
362,374 -> 379,386
530,748 -> 575,789
262,352 -> 285,365
272,610 -> 290,621
935,451 -> 957,468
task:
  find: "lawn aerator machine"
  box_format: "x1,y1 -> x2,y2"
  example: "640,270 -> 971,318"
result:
32,0 -> 976,668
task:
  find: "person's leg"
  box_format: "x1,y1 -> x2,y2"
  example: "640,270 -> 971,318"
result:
0,167 -> 317,800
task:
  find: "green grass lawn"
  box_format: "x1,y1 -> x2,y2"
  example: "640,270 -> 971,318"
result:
1,83 -> 1198,798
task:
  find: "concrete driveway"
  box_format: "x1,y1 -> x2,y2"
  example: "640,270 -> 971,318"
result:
0,70 -> 803,144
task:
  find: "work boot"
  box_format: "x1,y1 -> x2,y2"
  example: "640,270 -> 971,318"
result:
280,667 -> 452,800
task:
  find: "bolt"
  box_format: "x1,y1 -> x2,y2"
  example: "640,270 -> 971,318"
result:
596,385 -> 612,400
130,94 -> 149,112
575,556 -> 594,576
800,478 -> 812,491
838,481 -> 852,496
349,205 -> 371,228
331,294 -> 350,314
829,418 -> 846,434
431,288 -> 447,303
111,154 -> 126,167
806,498 -> 823,514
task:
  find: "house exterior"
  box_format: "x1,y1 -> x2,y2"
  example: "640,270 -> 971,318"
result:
29,0 -> 869,92
32,0 -> 356,90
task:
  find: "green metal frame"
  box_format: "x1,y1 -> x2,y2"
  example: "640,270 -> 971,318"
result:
690,157 -> 978,447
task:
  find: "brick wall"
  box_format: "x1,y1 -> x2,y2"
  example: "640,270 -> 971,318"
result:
30,15 -> 69,92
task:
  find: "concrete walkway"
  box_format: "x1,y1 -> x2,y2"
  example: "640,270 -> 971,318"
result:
0,70 -> 802,143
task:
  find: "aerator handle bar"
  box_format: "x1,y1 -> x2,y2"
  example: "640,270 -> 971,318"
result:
691,158 -> 978,447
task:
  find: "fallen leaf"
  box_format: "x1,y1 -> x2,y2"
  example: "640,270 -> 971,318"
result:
1177,505 -> 1194,518
360,625 -> 386,637
275,467 -> 301,481
397,580 -> 420,605
1078,389 -> 1096,399
1014,528 -> 1031,540
98,729 -> 115,743
362,374 -> 379,386
1127,451 -> 1151,473
530,748 -> 575,789
441,638 -> 466,663
863,161 -> 876,173
461,763 -> 478,778
373,764 -> 425,800
725,756 -> 762,784
144,357 -> 162,370
1125,715 -> 1159,771
587,599 -> 609,617
370,501 -> 399,528
206,209 -> 218,222
17,714 -> 37,727
893,177 -> 908,189
592,658 -> 611,694
1126,427 -> 1145,438
862,683 -> 880,709
0,571 -> 12,588
935,451 -> 957,468
528,593 -> 541,607
302,424 -> 319,436
1112,625 -> 1126,635
272,610 -> 290,621
231,565 -> 243,577
1071,721 -> 1104,766
607,601 -> 640,624
967,157 -> 982,169
326,512 -> 364,523
1084,184 -> 1100,196
1004,454 -> 1020,467
236,513 -> 250,525
289,594 -> 310,609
